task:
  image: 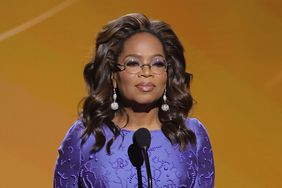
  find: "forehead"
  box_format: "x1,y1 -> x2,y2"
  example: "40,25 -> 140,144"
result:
119,32 -> 165,58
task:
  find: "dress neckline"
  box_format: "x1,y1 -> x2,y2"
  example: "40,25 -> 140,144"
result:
109,120 -> 162,133
121,127 -> 162,133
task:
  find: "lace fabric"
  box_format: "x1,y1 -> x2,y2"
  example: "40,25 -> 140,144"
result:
53,118 -> 215,188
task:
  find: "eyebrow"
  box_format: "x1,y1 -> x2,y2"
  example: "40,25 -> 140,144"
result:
123,54 -> 165,60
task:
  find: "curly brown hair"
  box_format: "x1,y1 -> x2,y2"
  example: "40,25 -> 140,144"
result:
80,13 -> 196,154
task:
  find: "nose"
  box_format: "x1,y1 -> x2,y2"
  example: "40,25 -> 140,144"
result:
140,64 -> 152,77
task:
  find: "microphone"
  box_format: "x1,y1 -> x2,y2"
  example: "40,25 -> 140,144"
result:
133,128 -> 152,188
128,144 -> 144,188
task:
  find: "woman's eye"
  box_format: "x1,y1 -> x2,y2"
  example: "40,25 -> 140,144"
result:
126,60 -> 140,67
152,61 -> 165,67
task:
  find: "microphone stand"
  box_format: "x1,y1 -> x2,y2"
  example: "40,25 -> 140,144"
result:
132,128 -> 152,188
128,144 -> 143,188
142,147 -> 152,188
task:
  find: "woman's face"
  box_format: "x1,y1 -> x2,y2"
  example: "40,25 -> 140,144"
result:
113,32 -> 167,106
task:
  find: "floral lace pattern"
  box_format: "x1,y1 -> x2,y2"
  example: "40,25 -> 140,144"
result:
54,118 -> 215,187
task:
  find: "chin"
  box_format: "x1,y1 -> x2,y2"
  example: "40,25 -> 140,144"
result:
135,100 -> 155,105
133,97 -> 161,105
121,93 -> 162,106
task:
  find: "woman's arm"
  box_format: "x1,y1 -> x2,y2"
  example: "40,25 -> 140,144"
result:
193,119 -> 215,188
53,121 -> 83,188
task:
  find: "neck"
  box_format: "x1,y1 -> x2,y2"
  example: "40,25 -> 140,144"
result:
113,107 -> 161,131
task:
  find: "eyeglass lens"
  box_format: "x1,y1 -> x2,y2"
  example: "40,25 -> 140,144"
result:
123,57 -> 166,74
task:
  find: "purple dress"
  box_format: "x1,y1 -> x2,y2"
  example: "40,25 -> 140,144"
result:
54,118 -> 215,188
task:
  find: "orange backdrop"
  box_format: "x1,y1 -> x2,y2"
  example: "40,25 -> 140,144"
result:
0,0 -> 281,187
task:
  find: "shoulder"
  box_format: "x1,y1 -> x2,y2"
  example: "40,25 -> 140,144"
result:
66,119 -> 85,135
184,117 -> 209,136
63,120 -> 84,140
58,120 -> 85,152
184,118 -> 213,151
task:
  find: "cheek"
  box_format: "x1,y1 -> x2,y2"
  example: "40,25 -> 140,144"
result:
116,73 -> 135,92
156,73 -> 167,92
158,73 -> 167,87
148,74 -> 167,99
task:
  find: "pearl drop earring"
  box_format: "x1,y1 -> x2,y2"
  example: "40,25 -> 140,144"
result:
161,89 -> 169,111
111,87 -> 119,110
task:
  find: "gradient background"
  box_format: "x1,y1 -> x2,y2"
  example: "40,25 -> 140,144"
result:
0,0 -> 281,187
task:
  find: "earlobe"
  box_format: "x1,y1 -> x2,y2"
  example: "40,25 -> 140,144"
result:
111,73 -> 117,88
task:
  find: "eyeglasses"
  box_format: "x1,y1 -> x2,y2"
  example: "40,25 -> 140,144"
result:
116,57 -> 167,74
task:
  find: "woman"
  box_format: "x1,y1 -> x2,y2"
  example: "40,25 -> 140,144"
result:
54,13 -> 215,188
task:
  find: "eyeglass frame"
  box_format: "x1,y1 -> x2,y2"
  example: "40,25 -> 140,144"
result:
115,58 -> 169,74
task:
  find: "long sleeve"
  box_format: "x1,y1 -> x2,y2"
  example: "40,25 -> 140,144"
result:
193,119 -> 215,188
53,121 -> 84,188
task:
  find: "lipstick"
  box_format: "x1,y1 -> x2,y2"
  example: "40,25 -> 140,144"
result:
135,82 -> 155,92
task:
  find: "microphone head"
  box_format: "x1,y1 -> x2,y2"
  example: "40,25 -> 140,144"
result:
133,128 -> 151,149
128,144 -> 144,167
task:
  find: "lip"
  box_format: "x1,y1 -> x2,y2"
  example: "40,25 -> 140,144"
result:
135,82 -> 155,92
